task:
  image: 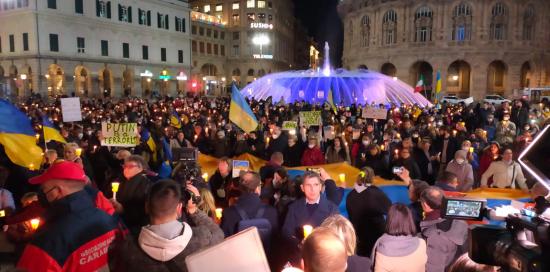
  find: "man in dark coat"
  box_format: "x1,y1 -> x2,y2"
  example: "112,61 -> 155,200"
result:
282,172 -> 338,241
113,180 -> 224,272
110,155 -> 152,236
266,126 -> 288,159
346,167 -> 391,256
208,158 -> 239,208
413,138 -> 439,185
432,126 -> 459,174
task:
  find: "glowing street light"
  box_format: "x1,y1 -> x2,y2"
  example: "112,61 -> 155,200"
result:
252,34 -> 270,58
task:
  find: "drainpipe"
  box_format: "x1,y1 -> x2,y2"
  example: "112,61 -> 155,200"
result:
35,0 -> 42,98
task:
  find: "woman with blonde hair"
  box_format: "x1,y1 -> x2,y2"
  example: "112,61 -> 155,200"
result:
321,214 -> 372,272
63,142 -> 83,167
198,187 -> 217,221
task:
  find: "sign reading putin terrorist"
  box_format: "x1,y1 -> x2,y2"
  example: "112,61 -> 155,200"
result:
101,123 -> 139,147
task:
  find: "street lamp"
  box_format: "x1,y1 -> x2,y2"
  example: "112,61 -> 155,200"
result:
252,34 -> 270,58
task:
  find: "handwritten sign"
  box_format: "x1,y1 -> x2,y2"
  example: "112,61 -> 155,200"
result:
362,107 -> 388,120
232,160 -> 250,178
101,123 -> 138,147
299,111 -> 321,127
282,121 -> 298,131
60,97 -> 82,122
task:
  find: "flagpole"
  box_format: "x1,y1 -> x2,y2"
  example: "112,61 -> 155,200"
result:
42,126 -> 48,152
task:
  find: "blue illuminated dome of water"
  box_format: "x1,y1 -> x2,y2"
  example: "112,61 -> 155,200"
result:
240,69 -> 431,107
241,43 -> 431,107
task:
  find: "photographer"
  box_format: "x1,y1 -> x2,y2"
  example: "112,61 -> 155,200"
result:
114,179 -> 224,272
420,186 -> 468,272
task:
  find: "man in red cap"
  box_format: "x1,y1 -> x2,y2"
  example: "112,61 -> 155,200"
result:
17,161 -> 121,272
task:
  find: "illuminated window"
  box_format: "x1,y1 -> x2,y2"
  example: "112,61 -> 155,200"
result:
258,1 -> 266,8
204,5 -> 210,13
232,2 -> 239,10
216,4 -> 222,12
247,13 -> 255,22
247,0 -> 255,8
232,14 -> 240,25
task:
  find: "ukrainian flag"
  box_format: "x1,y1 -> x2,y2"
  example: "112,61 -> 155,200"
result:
435,70 -> 442,103
170,110 -> 182,129
229,84 -> 258,133
0,100 -> 43,170
140,128 -> 157,163
327,89 -> 337,113
42,116 -> 66,143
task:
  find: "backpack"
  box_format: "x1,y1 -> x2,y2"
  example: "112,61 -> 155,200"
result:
236,205 -> 272,250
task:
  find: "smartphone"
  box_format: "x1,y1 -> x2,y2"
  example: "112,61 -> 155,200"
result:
392,166 -> 403,175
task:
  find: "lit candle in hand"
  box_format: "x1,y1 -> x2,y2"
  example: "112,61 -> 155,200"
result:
30,218 -> 40,231
303,225 -> 313,239
215,208 -> 223,220
75,148 -> 82,157
338,174 -> 346,185
112,182 -> 120,200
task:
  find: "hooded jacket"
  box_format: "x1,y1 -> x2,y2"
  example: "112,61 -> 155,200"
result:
421,217 -> 468,272
113,210 -> 224,272
371,234 -> 427,272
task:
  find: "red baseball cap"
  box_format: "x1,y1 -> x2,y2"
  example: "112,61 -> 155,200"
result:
29,161 -> 87,185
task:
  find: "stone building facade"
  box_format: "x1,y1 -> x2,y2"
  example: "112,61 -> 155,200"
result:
189,0 -> 310,94
0,0 -> 192,99
339,0 -> 550,100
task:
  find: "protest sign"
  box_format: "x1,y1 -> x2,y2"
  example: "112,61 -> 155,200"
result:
232,160 -> 250,178
101,123 -> 139,147
299,111 -> 321,127
362,107 -> 388,120
282,121 -> 297,131
60,97 -> 82,122
186,228 -> 269,272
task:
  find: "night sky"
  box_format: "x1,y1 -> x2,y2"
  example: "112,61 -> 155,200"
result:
293,0 -> 343,67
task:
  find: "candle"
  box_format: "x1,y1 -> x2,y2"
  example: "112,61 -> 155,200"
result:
93,145 -> 97,152
202,173 -> 209,181
396,133 -> 401,139
0,210 -> 5,217
35,134 -> 40,140
394,149 -> 399,155
30,218 -> 40,230
112,182 -> 120,200
75,148 -> 82,157
338,174 -> 346,185
469,147 -> 474,153
194,135 -> 198,141
266,137 -> 270,145
380,144 -> 385,151
303,225 -> 313,239
452,130 -> 457,137
215,208 -> 223,220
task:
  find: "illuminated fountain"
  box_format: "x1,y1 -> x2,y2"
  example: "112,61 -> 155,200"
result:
241,42 -> 431,107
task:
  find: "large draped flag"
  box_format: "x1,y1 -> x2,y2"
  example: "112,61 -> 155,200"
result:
0,100 -> 43,169
170,110 -> 182,129
435,71 -> 442,104
229,84 -> 258,133
42,116 -> 67,143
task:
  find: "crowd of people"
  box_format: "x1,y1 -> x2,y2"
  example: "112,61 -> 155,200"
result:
0,93 -> 548,272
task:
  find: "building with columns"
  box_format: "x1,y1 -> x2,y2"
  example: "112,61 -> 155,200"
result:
339,0 -> 550,100
189,0 -> 310,93
0,0 -> 192,99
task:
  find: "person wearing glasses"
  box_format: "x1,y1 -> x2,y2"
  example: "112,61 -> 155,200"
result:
110,155 -> 152,236
480,148 -> 529,192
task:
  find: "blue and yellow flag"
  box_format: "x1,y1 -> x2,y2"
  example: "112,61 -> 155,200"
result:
435,71 -> 442,94
327,89 -> 337,113
162,137 -> 173,162
140,128 -> 157,163
229,84 -> 258,133
170,110 -> 182,129
0,100 -> 43,170
42,116 -> 66,143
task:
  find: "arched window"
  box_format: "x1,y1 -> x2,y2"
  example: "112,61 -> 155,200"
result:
247,69 -> 254,76
490,2 -> 508,40
414,6 -> 433,42
452,2 -> 472,41
382,10 -> 397,45
361,15 -> 370,47
522,5 -> 535,40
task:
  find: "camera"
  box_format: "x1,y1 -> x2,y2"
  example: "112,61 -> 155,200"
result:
392,166 -> 403,175
440,197 -> 550,271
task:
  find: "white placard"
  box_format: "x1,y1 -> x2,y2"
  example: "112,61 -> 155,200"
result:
186,227 -> 269,272
60,97 -> 82,122
362,107 -> 388,120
